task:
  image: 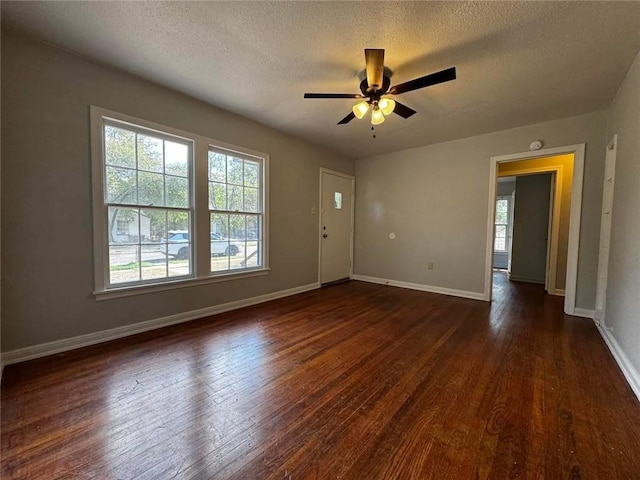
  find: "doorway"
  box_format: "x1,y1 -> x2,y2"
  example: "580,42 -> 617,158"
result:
485,144 -> 585,315
319,169 -> 354,285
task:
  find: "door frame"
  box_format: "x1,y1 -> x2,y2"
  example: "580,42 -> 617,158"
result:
595,134 -> 617,323
318,168 -> 355,285
484,144 -> 585,315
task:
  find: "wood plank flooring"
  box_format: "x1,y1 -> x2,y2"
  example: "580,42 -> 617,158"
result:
2,272 -> 640,479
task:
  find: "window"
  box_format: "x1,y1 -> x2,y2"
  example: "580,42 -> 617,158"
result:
208,148 -> 264,273
92,107 -> 269,297
334,192 -> 343,209
103,122 -> 192,286
494,196 -> 511,252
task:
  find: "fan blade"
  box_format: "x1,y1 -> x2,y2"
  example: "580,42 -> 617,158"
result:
337,112 -> 356,125
304,93 -> 363,99
389,67 -> 456,95
392,101 -> 417,119
365,49 -> 385,91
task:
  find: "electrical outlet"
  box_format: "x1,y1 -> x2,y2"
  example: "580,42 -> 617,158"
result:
428,262 -> 434,270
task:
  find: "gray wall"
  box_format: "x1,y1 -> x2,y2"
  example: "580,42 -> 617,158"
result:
497,180 -> 516,197
605,49 -> 640,375
510,174 -> 551,284
1,32 -> 354,352
354,111 -> 607,306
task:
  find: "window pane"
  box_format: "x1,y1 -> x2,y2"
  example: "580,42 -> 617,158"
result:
211,213 -> 228,238
209,182 -> 227,210
244,161 -> 259,187
334,192 -> 343,209
141,209 -> 167,243
165,141 -> 188,177
230,214 -> 245,240
109,245 -> 140,284
494,225 -> 507,252
211,213 -> 229,272
246,215 -> 260,240
165,176 -> 189,208
245,241 -> 259,268
244,187 -> 258,213
106,166 -> 137,204
167,210 -> 190,232
495,199 -> 508,224
167,228 -> 190,261
105,126 -> 135,168
208,151 -> 226,182
137,134 -> 163,172
229,215 -> 246,270
168,258 -> 191,277
138,171 -> 164,207
228,185 -> 243,211
227,157 -> 243,185
108,207 -> 139,244
141,244 -> 167,280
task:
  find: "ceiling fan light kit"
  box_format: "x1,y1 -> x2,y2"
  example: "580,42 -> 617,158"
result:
371,106 -> 385,125
352,101 -> 370,119
378,98 -> 396,116
304,48 -> 456,130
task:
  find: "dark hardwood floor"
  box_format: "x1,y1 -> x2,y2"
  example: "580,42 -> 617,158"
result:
2,272 -> 640,479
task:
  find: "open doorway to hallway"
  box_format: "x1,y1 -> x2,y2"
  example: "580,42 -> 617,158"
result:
494,154 -> 574,297
485,144 -> 585,315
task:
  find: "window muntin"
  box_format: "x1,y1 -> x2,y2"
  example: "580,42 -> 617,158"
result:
208,149 -> 264,273
103,121 -> 193,286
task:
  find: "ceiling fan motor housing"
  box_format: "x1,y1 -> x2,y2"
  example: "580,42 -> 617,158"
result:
360,76 -> 392,102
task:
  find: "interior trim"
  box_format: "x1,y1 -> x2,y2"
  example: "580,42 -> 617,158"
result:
595,321 -> 640,402
573,308 -> 595,318
1,282 -> 319,367
351,274 -> 484,301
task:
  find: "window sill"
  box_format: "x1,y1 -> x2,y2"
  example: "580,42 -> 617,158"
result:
94,268 -> 270,301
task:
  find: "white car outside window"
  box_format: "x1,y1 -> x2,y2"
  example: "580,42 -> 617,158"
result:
162,231 -> 243,259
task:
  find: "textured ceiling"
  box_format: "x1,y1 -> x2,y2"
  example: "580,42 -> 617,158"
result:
2,1 -> 639,159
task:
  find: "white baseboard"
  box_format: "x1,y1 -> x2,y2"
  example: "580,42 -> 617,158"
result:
507,273 -> 545,284
595,321 -> 640,402
1,282 -> 320,366
351,274 -> 485,301
551,289 -> 566,297
572,308 -> 595,319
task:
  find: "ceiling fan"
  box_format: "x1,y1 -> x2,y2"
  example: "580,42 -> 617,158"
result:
304,49 -> 456,126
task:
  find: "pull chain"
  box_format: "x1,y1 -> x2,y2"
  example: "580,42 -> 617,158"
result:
371,125 -> 376,139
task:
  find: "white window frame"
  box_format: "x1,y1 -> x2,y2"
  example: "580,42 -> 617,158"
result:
207,146 -> 265,275
91,106 -> 269,300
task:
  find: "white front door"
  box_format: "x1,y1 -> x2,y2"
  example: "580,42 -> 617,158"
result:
320,170 -> 354,285
595,135 -> 617,322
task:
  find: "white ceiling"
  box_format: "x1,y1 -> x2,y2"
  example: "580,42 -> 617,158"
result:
2,1 -> 639,159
